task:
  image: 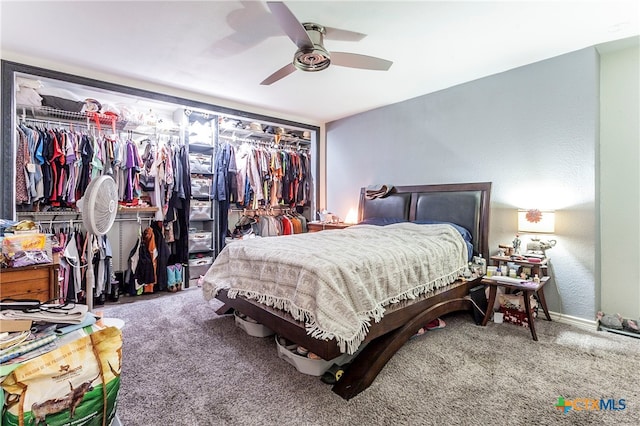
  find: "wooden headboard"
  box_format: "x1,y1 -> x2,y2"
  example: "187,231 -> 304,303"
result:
358,182 -> 491,259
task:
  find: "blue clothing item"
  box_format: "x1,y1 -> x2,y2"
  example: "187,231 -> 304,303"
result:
34,128 -> 45,165
174,146 -> 186,200
212,143 -> 237,202
359,218 -> 474,261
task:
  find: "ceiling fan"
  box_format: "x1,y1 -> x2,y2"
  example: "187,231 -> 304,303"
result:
261,1 -> 393,85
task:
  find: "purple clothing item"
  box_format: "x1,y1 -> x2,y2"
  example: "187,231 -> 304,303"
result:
126,140 -> 136,168
10,250 -> 51,267
123,139 -> 139,202
65,131 -> 77,164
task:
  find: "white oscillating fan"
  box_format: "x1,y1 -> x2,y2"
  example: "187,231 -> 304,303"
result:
77,175 -> 118,312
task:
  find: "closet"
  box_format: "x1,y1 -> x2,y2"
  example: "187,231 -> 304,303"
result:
1,60 -> 319,300
216,119 -> 313,246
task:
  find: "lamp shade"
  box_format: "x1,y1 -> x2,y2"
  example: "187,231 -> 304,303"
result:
344,208 -> 358,224
517,209 -> 555,233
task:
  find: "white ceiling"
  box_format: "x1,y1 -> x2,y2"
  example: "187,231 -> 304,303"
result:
1,1 -> 638,124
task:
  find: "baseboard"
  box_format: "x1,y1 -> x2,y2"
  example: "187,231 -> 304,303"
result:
549,311 -> 598,331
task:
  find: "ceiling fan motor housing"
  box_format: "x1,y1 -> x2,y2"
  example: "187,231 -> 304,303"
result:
294,23 -> 331,72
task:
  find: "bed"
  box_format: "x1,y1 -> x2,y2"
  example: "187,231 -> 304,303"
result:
203,182 -> 491,399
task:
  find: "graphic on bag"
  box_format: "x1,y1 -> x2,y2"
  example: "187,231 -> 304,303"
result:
30,372 -> 100,425
1,327 -> 122,426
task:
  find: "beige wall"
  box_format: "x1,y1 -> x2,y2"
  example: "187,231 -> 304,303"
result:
599,39 -> 640,318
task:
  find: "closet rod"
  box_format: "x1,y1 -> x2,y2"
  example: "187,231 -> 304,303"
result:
219,134 -> 310,150
20,116 -> 179,137
23,213 -> 156,226
231,206 -> 295,214
19,116 -> 116,137
21,116 -> 93,129
34,217 -> 154,226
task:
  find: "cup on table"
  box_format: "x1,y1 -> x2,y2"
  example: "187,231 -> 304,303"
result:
486,266 -> 497,277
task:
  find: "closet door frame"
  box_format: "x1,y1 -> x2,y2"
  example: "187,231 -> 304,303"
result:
0,60 -> 320,221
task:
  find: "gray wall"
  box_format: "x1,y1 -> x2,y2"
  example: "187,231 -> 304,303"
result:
326,48 -> 599,321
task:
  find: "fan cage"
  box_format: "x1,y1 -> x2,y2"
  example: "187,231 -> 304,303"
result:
82,175 -> 118,236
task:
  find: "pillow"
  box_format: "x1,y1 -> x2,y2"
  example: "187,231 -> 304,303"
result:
357,217 -> 407,226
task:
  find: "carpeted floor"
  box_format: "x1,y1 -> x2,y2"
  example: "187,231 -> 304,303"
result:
101,287 -> 640,426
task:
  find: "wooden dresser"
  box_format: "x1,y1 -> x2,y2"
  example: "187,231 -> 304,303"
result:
0,263 -> 58,302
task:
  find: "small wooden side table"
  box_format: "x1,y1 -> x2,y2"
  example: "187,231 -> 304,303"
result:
489,255 -> 548,279
481,276 -> 552,341
307,222 -> 351,232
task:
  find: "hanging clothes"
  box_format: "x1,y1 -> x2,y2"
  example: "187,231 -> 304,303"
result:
76,134 -> 94,201
62,229 -> 83,302
125,238 -> 143,296
228,143 -> 312,209
122,138 -> 140,203
163,143 -> 190,266
213,142 -> 237,249
135,229 -> 155,292
14,126 -> 30,205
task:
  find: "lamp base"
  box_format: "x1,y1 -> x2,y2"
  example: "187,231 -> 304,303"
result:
526,238 -> 557,255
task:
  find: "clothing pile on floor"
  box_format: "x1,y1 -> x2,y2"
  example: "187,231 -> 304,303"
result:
597,311 -> 640,335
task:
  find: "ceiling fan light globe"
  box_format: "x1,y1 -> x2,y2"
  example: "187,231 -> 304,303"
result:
294,48 -> 331,72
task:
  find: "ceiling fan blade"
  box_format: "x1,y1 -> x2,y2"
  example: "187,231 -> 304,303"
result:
330,52 -> 393,71
324,26 -> 366,42
260,63 -> 297,85
266,1 -> 313,50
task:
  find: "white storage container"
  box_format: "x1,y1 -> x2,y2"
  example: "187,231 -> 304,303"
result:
188,256 -> 213,279
189,153 -> 213,174
188,231 -> 212,252
275,335 -> 351,376
188,134 -> 214,147
191,177 -> 212,198
189,200 -> 212,220
234,311 -> 274,337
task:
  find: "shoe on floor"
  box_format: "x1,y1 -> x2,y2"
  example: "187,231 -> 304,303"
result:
425,318 -> 446,330
410,318 -> 446,340
623,319 -> 640,334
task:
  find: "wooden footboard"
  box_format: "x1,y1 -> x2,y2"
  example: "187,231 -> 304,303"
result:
215,277 -> 481,399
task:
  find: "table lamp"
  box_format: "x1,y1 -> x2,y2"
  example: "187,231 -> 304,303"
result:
517,209 -> 556,257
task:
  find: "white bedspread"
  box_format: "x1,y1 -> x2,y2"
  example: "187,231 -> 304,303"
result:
202,222 -> 467,354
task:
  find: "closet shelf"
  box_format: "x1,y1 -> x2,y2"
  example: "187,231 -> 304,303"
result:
117,207 -> 159,214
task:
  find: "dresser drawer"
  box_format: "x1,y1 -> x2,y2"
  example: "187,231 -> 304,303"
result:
0,264 -> 57,302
